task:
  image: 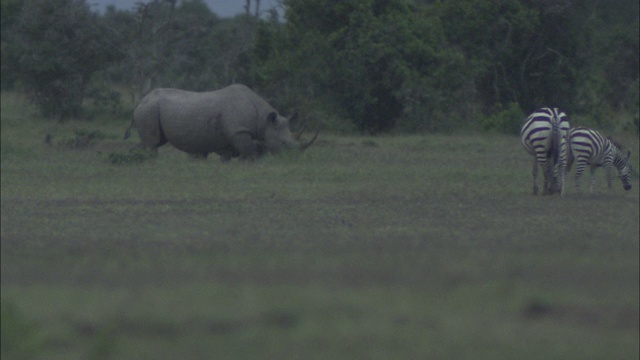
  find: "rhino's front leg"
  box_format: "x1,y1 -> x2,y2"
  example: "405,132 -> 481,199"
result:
230,132 -> 259,160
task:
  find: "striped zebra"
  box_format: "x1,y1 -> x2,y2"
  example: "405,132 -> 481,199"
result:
520,107 -> 571,195
566,127 -> 632,193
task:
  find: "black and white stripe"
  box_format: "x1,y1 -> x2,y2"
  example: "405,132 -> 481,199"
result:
566,127 -> 632,193
520,107 -> 571,195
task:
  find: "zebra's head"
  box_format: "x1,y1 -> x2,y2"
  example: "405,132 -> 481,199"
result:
618,149 -> 632,191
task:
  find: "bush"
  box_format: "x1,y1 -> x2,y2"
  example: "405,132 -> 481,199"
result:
10,0 -> 120,120
57,128 -> 108,149
85,84 -> 125,119
481,103 -> 525,135
108,148 -> 155,165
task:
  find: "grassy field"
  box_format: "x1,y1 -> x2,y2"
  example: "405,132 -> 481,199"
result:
1,91 -> 639,359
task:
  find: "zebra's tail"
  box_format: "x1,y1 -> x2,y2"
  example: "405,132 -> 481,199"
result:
550,119 -> 561,166
549,114 -> 565,194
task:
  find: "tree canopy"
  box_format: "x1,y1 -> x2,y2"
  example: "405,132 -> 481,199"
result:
2,0 -> 638,133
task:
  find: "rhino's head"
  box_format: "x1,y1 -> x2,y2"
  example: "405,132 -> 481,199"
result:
264,112 -> 318,154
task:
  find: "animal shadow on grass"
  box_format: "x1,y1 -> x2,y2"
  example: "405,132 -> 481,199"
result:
522,298 -> 639,328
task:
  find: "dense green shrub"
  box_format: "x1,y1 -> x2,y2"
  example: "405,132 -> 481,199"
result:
481,103 -> 526,135
57,128 -> 108,149
85,83 -> 125,119
9,0 -> 120,119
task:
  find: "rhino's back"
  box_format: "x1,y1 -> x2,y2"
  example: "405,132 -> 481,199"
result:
211,85 -> 276,128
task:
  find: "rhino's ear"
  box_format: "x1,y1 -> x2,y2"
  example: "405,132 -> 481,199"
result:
267,112 -> 278,125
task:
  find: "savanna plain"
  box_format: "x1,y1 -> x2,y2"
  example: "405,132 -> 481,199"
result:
2,91 -> 639,359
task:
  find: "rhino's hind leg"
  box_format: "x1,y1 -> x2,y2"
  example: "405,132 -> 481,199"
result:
130,131 -> 165,157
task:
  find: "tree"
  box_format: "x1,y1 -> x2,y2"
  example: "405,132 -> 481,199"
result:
103,0 -> 180,105
436,0 -> 544,112
103,0 -> 258,104
253,0 -> 466,133
570,0 -> 639,128
11,0 -> 120,119
1,0 -> 25,90
196,0 -> 640,133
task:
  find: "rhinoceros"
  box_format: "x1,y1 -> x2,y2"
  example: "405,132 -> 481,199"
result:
124,84 -> 317,161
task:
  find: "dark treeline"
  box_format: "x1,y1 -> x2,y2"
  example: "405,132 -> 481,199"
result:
1,0 -> 638,134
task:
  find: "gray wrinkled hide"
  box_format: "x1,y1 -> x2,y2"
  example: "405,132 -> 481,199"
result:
130,84 -> 299,161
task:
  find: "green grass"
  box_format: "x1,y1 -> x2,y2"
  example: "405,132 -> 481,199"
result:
1,91 -> 639,359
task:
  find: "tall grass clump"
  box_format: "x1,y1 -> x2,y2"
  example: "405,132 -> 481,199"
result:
108,148 -> 155,165
1,301 -> 42,359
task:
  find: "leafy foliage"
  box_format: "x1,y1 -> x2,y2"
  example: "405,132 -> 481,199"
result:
256,0 -> 462,133
56,128 -> 108,149
480,102 -> 526,134
9,0 -> 121,119
2,0 -> 638,133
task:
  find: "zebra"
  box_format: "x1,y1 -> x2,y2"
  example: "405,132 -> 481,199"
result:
566,126 -> 632,193
520,107 -> 571,195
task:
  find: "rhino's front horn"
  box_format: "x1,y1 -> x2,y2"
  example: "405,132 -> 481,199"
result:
292,124 -> 306,141
300,128 -> 320,151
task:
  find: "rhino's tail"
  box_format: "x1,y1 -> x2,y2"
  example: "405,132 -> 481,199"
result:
124,115 -> 135,140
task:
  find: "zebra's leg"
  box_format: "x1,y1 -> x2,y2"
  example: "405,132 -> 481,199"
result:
564,149 -> 573,196
561,146 -> 569,196
532,157 -> 539,195
589,166 -> 597,193
559,161 -> 566,196
604,162 -> 614,190
541,158 -> 553,195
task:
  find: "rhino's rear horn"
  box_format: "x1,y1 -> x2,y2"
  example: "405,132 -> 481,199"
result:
300,128 -> 320,151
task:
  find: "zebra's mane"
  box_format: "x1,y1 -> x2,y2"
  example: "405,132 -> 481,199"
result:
606,136 -> 624,152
